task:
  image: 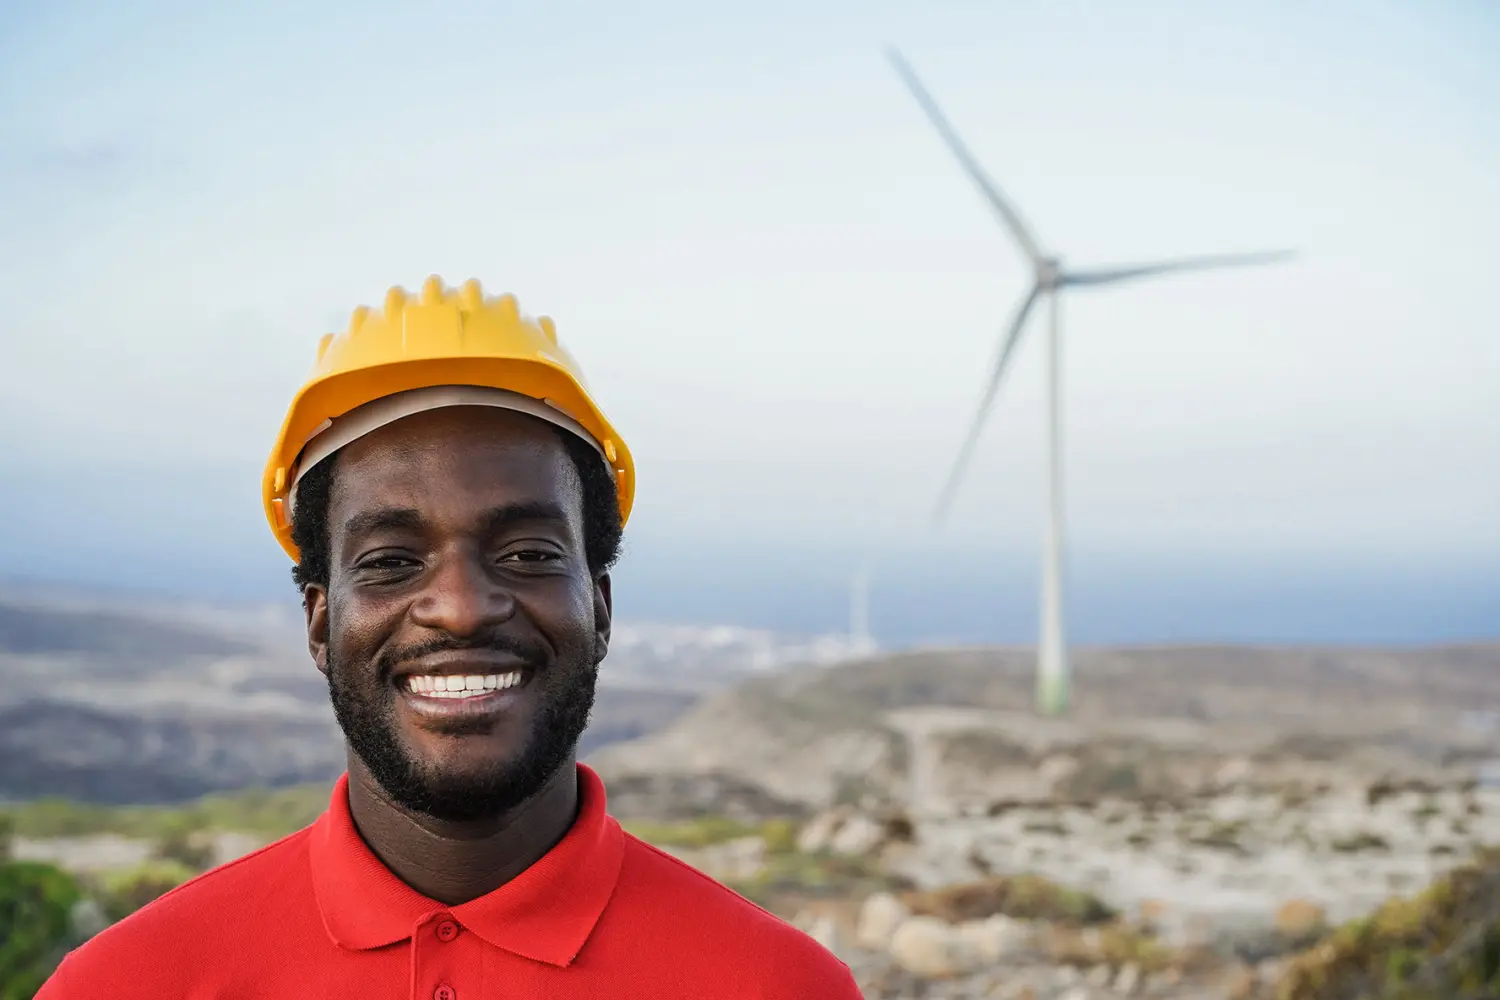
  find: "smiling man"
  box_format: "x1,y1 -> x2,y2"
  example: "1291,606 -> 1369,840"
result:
39,277 -> 864,999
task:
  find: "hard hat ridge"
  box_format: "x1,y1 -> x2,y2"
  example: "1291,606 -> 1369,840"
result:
261,275 -> 635,562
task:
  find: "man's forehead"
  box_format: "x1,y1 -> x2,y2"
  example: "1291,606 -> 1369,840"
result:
332,408 -> 580,508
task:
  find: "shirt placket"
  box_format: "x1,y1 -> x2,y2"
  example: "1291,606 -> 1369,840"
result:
410,910 -> 472,1000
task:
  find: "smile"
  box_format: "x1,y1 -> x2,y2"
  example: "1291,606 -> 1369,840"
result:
395,666 -> 534,723
402,672 -> 525,698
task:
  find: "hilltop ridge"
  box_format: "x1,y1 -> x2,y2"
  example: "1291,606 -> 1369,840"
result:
588,643 -> 1500,810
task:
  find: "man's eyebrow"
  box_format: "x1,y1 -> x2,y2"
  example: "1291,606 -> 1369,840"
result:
341,502 -> 569,542
480,501 -> 570,536
342,507 -> 424,539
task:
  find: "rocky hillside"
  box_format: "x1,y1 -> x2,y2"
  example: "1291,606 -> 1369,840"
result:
577,643 -> 1500,997
11,630 -> 1500,998
588,644 -> 1500,810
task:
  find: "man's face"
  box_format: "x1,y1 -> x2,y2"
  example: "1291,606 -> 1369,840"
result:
303,407 -> 611,822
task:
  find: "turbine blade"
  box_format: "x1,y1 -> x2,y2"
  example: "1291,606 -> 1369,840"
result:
933,284 -> 1044,526
886,47 -> 1045,266
1062,250 -> 1296,287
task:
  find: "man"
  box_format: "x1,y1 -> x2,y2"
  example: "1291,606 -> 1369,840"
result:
39,277 -> 864,998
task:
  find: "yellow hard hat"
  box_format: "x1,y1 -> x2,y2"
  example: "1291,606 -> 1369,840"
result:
262,275 -> 635,562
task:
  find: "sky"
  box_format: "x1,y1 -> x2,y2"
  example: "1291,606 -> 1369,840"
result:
1,1 -> 1496,644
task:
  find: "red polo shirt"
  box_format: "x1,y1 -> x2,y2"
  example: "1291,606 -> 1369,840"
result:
37,764 -> 862,999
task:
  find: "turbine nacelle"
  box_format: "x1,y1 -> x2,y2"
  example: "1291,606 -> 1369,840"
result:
1036,257 -> 1064,290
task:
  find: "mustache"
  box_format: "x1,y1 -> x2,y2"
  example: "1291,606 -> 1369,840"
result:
376,631 -> 550,678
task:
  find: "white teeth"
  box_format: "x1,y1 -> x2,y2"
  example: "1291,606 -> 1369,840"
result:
404,672 -> 522,697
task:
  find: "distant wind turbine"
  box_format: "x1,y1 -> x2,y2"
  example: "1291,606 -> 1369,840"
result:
848,557 -> 875,655
888,47 -> 1295,717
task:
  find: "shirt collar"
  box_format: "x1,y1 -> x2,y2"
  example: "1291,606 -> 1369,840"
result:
308,763 -> 624,966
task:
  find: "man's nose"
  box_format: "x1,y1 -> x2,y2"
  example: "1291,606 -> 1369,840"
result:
408,550 -> 517,636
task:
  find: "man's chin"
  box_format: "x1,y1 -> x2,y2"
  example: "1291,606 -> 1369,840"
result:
369,766 -> 528,822
362,740 -> 565,822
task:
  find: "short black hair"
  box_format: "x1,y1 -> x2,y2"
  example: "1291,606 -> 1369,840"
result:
289,426 -> 623,592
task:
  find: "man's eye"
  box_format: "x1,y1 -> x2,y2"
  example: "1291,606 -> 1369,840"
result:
502,549 -> 558,563
361,555 -> 416,571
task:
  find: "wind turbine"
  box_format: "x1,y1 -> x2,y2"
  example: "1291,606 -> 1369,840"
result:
887,48 -> 1294,717
848,557 -> 875,655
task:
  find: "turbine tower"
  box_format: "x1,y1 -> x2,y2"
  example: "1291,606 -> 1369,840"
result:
888,48 -> 1294,716
848,558 -> 875,655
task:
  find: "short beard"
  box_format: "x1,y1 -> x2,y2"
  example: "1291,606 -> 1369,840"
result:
326,638 -> 599,823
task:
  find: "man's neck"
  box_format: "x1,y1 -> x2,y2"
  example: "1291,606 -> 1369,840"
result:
344,759 -> 580,906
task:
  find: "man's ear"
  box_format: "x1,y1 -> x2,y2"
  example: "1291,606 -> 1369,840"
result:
593,572 -> 612,665
304,585 -> 330,676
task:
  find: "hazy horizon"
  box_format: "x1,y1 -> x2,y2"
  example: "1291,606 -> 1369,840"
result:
4,455 -> 1494,647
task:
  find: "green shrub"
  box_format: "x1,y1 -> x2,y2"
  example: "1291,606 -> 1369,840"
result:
1276,847 -> 1500,1000
97,861 -> 197,924
0,861 -> 83,1000
760,818 -> 799,855
153,828 -> 215,871
622,815 -> 757,849
0,784 -> 331,842
728,850 -> 896,905
902,872 -> 1115,926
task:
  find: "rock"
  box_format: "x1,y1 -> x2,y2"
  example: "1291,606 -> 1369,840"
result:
1039,754 -> 1080,786
1223,961 -> 1258,1000
1216,757 -> 1254,788
794,806 -> 892,858
889,915 -> 988,978
1085,963 -> 1112,988
1274,898 -> 1328,941
1211,917 -> 1286,964
956,914 -> 1030,962
796,809 -> 845,854
829,812 -> 887,855
857,892 -> 910,950
1114,961 -> 1142,995
1145,967 -> 1183,992
1136,898 -> 1170,929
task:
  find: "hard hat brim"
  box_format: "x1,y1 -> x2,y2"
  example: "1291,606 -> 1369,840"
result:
262,355 -> 635,563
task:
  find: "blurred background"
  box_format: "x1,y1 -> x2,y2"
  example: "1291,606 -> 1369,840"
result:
1,2 -> 1496,998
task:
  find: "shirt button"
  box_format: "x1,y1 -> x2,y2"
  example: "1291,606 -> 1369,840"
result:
435,919 -> 460,942
434,986 -> 457,1000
